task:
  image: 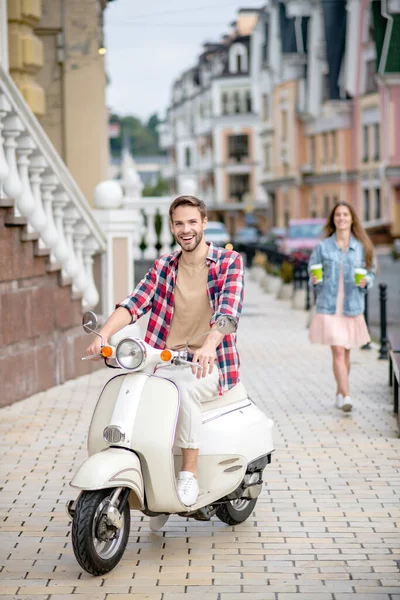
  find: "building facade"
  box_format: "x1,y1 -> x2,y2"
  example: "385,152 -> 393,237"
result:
160,0 -> 400,242
159,9 -> 268,235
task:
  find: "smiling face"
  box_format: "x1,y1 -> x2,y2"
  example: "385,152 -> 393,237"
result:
333,204 -> 352,233
170,205 -> 208,253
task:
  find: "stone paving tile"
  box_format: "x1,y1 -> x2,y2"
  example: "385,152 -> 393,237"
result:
0,275 -> 399,598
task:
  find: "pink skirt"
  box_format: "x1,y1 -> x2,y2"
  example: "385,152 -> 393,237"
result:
309,313 -> 370,349
309,267 -> 371,349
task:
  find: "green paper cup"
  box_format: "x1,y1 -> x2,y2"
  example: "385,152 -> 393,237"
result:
354,268 -> 367,286
311,263 -> 323,282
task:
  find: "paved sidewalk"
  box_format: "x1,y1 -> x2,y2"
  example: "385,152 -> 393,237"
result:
1,276 -> 399,600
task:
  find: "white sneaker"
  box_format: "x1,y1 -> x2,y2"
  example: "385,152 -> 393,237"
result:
177,471 -> 199,506
342,396 -> 353,412
335,393 -> 344,409
149,514 -> 169,531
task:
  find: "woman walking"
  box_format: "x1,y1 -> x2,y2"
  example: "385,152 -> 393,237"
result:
308,201 -> 376,412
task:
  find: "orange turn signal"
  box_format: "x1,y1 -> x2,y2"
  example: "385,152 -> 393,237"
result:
101,346 -> 113,358
160,349 -> 172,361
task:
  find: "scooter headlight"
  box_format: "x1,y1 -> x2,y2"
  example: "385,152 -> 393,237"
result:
115,338 -> 146,370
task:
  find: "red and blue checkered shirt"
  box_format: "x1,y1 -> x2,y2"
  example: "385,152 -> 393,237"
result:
116,242 -> 244,394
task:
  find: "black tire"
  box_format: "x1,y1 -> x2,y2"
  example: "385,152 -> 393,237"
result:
71,488 -> 130,575
216,498 -> 257,525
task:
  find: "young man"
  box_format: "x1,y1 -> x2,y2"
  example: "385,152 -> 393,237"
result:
86,195 -> 244,509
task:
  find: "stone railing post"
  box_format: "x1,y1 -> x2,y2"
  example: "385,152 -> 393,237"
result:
0,93 -> 11,194
2,114 -> 23,204
82,236 -> 99,308
143,206 -> 157,260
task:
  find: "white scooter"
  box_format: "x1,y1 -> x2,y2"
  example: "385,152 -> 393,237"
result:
66,311 -> 274,576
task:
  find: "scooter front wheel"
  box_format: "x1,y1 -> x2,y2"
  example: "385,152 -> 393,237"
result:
216,498 -> 257,525
71,488 -> 130,575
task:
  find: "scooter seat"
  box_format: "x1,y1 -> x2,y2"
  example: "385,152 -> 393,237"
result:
200,381 -> 248,413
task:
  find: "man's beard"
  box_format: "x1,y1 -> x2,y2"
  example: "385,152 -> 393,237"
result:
176,231 -> 203,252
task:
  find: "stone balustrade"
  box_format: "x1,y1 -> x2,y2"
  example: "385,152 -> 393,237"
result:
0,63 -> 106,308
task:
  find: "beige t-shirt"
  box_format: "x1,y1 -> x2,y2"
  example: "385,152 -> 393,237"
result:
165,251 -> 213,351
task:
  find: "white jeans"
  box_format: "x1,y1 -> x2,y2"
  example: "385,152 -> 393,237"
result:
155,364 -> 219,449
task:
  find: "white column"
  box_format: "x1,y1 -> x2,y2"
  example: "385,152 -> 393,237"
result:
73,221 -> 90,294
0,94 -> 10,194
0,0 -> 9,72
82,236 -> 99,308
16,135 -> 36,218
63,205 -> 80,279
29,154 -> 47,234
52,189 -> 70,264
40,173 -> 59,251
143,206 -> 157,260
2,114 -> 23,205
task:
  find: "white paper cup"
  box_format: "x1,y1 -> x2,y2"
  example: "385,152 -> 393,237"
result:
310,263 -> 323,282
354,268 -> 367,286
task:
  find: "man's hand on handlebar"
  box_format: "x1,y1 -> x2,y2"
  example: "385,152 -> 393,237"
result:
191,341 -> 217,379
86,336 -> 107,360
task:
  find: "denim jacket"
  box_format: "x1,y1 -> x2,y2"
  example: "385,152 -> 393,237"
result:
308,233 -> 376,316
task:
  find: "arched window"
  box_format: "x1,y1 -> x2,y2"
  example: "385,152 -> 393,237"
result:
229,43 -> 248,74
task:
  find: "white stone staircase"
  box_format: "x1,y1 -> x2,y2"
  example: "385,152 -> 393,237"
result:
0,63 -> 106,308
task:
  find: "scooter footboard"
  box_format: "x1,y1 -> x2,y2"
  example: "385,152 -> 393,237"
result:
70,448 -> 144,509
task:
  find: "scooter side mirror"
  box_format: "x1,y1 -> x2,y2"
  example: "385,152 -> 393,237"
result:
215,315 -> 237,334
82,311 -> 98,334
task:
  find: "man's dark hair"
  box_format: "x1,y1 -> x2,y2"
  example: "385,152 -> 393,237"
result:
169,195 -> 207,221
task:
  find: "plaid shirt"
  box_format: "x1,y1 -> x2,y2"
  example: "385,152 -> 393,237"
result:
116,243 -> 244,394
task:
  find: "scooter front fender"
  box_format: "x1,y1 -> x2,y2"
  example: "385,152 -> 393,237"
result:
70,448 -> 144,509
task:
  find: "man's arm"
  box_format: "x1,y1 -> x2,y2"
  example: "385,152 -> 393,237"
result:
86,307 -> 133,356
86,262 -> 158,356
192,252 -> 244,378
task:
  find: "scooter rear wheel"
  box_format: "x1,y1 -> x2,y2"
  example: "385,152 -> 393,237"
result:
216,498 -> 257,525
71,488 -> 130,575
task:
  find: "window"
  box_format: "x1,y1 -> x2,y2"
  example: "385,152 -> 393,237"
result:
365,59 -> 377,94
237,54 -> 242,72
310,136 -> 316,167
222,92 -> 229,115
363,125 -> 369,162
284,193 -> 290,227
310,194 -> 317,218
331,131 -> 337,164
333,194 -> 339,208
324,195 -> 330,217
245,91 -> 252,113
185,147 -> 191,168
364,188 -> 370,221
375,188 -> 381,219
228,174 -> 250,202
322,133 -> 328,164
282,110 -> 288,140
373,123 -> 380,160
264,143 -> 271,172
228,134 -> 249,161
233,91 -> 241,113
262,94 -> 269,120
322,72 -> 330,102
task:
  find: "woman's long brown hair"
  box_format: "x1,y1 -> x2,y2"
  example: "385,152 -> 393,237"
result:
324,201 -> 374,269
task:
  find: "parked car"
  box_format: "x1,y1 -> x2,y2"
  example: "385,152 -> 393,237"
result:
280,218 -> 325,261
204,221 -> 231,248
233,226 -> 260,250
259,227 -> 286,252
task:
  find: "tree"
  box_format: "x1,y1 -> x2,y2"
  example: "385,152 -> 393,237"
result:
109,113 -> 163,157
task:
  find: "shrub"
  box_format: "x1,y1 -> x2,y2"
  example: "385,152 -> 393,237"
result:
280,260 -> 294,283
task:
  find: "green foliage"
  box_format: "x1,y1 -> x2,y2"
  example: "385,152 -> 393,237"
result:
109,112 -> 165,157
142,177 -> 170,197
280,261 -> 294,284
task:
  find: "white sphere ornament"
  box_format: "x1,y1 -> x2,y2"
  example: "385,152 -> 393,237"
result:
179,177 -> 198,196
94,180 -> 124,209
